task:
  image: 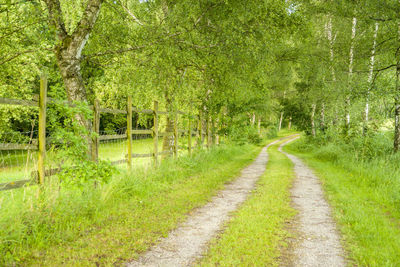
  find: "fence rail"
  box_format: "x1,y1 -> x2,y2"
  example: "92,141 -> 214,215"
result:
0,76 -> 219,191
0,143 -> 37,150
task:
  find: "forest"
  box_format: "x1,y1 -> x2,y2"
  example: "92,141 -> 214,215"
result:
1,0 -> 400,266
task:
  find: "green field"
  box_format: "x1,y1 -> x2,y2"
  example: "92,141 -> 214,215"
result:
0,138 -> 181,184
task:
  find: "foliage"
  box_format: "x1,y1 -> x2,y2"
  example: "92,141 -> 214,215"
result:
58,160 -> 115,187
227,125 -> 262,145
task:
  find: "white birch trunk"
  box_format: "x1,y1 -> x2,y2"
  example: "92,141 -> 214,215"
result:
326,17 -> 336,81
279,111 -> 284,132
311,104 -> 316,137
345,17 -> 357,128
365,22 -> 379,125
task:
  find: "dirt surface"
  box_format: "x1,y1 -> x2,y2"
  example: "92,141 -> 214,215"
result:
279,138 -> 346,267
127,136 -> 294,267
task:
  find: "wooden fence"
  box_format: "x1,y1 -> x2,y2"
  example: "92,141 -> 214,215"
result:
0,75 -> 218,191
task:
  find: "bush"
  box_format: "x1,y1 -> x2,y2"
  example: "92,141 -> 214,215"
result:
228,125 -> 262,145
266,126 -> 278,139
58,160 -> 116,187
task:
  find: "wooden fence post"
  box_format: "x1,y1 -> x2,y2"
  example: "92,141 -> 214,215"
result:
206,114 -> 210,149
173,112 -> 178,157
127,96 -> 132,170
38,74 -> 47,184
91,99 -> 100,162
153,100 -> 159,166
211,116 -> 216,146
198,109 -> 202,148
188,113 -> 192,156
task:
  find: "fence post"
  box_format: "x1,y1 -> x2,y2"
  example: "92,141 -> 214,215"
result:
38,74 -> 47,184
188,113 -> 192,156
174,112 -> 178,157
91,99 -> 100,162
127,96 -> 132,170
153,100 -> 159,166
198,109 -> 202,148
211,116 -> 216,146
206,114 -> 210,149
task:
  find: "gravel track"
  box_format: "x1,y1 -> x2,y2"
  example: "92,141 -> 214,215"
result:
127,136 -> 296,267
279,138 -> 345,267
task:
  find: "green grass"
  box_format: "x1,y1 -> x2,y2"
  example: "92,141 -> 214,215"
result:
199,139 -> 296,266
285,137 -> 400,266
0,138 -> 163,183
0,138 -> 285,266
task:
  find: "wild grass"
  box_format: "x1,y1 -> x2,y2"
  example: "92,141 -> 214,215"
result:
0,138 -> 164,183
199,139 -> 296,266
0,141 -> 264,266
285,134 -> 400,266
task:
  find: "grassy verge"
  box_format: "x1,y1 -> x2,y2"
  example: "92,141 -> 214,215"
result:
285,137 -> 400,266
0,135 -> 289,266
199,139 -> 296,266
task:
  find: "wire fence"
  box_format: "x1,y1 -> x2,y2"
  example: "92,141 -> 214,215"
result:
0,131 -> 38,184
0,76 -> 222,191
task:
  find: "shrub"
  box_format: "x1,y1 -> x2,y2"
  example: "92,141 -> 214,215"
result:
227,125 -> 262,145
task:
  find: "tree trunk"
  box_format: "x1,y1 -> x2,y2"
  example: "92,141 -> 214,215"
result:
162,93 -> 175,158
311,104 -> 316,137
326,16 -> 336,82
257,117 -> 261,134
364,22 -> 379,133
320,102 -> 325,132
278,111 -> 284,132
345,17 -> 357,130
394,22 -> 400,152
45,0 -> 103,155
288,115 -> 292,130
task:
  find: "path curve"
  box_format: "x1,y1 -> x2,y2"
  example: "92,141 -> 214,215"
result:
128,136 -> 296,267
279,138 -> 345,267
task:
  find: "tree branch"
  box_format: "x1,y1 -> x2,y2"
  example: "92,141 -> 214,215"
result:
117,0 -> 143,26
70,0 -> 103,56
83,45 -> 147,59
354,64 -> 396,74
43,0 -> 67,38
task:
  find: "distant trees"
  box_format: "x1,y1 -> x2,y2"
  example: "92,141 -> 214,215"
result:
281,0 -> 400,152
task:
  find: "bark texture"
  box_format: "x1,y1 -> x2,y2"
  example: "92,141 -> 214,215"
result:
311,104 -> 316,137
345,17 -> 357,130
395,22 -> 400,152
279,111 -> 284,132
45,0 -> 103,153
365,22 -> 379,131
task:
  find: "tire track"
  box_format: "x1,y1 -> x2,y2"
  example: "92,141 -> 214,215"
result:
279,138 -> 345,267
127,135 -> 297,267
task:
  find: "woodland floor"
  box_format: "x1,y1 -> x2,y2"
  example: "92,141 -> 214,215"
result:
126,135 -> 346,267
